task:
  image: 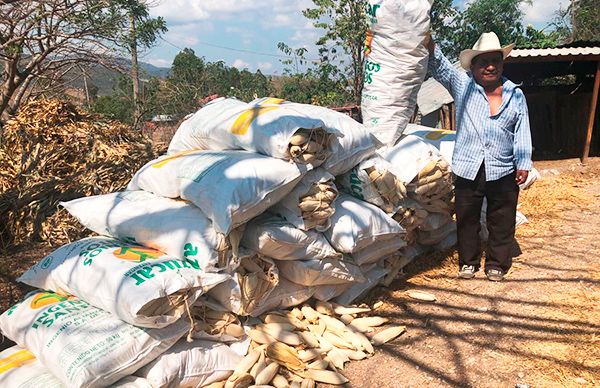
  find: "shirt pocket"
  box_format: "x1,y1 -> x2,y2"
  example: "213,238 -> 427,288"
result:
492,107 -> 520,135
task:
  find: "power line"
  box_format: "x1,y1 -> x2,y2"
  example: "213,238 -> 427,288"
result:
159,37 -> 320,61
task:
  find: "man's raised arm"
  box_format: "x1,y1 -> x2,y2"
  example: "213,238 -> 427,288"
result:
425,33 -> 469,97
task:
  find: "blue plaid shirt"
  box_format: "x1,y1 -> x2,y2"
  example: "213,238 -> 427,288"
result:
428,46 -> 533,181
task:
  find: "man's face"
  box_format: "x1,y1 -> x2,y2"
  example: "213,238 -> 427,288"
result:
470,51 -> 504,87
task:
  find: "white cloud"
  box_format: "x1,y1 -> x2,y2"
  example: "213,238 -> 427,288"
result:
271,14 -> 293,27
257,62 -> 273,71
232,59 -> 251,69
151,0 -> 313,24
146,58 -> 172,67
522,0 -> 564,27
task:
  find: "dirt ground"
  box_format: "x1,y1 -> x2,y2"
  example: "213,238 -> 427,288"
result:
1,158 -> 599,387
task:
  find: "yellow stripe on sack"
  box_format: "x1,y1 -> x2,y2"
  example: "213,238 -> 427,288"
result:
0,350 -> 36,374
425,129 -> 455,141
258,98 -> 286,106
231,106 -> 280,135
151,150 -> 202,169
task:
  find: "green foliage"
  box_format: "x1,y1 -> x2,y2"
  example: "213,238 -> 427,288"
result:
570,0 -> 600,41
431,0 -> 573,59
154,48 -> 272,119
302,0 -> 368,105
91,75 -> 159,123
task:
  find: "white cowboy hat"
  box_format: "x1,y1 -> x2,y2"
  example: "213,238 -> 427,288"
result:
459,32 -> 515,70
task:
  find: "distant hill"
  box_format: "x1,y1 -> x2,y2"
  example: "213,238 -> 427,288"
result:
65,60 -> 170,97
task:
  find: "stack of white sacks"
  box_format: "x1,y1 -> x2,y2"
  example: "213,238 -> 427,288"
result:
0,97 -> 459,387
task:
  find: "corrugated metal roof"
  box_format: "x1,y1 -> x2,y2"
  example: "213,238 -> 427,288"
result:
509,46 -> 600,58
417,61 -> 462,115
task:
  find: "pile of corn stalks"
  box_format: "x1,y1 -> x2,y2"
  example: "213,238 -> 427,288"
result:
0,99 -> 155,249
206,301 -> 405,388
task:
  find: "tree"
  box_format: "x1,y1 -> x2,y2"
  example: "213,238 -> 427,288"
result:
570,0 -> 600,41
430,0 -> 459,53
0,0 -> 165,123
446,0 -> 531,59
109,0 -> 166,127
303,0 -> 368,105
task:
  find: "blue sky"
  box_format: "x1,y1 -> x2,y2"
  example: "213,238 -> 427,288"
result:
145,0 -> 566,74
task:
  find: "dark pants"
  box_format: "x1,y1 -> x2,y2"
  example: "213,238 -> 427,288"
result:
454,163 -> 519,273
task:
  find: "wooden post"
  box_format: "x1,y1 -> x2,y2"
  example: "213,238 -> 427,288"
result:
582,61 -> 600,163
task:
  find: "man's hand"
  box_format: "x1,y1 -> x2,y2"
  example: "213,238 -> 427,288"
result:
424,32 -> 434,54
516,170 -> 529,185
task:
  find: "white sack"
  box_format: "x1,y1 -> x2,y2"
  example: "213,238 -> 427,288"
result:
269,168 -> 337,231
403,124 -> 456,165
0,347 -> 153,388
61,191 -> 233,272
519,167 -> 540,190
128,150 -> 306,234
208,255 -> 279,316
242,213 -> 340,261
325,193 -> 404,253
333,265 -> 390,305
251,278 -> 316,317
134,339 -> 243,388
417,221 -> 456,246
18,237 -> 229,328
379,134 -> 442,184
312,283 -> 352,302
250,97 -> 380,175
168,97 -> 330,167
0,346 -> 63,388
0,292 -> 188,388
351,235 -> 407,266
275,258 -> 365,286
337,155 -> 406,214
361,0 -> 431,145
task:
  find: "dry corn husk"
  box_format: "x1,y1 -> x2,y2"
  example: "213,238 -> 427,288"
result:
332,304 -> 371,316
326,348 -> 349,370
307,359 -> 329,370
300,305 -> 319,323
371,325 -> 407,346
300,378 -> 315,388
348,316 -> 389,333
254,325 -> 303,346
263,313 -> 308,331
204,381 -> 227,388
315,301 -> 334,316
298,331 -> 320,349
272,374 -> 289,388
406,290 -> 437,302
339,314 -> 353,325
248,329 -> 278,345
255,362 -> 279,385
225,373 -> 254,388
290,382 -> 301,388
229,348 -> 263,381
302,369 -> 349,385
266,343 -> 306,371
287,128 -> 332,166
298,348 -> 321,362
250,352 -> 268,379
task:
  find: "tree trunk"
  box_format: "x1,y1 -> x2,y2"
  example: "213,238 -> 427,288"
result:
129,12 -> 141,128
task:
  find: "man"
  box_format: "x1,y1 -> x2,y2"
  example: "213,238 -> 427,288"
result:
425,32 -> 532,281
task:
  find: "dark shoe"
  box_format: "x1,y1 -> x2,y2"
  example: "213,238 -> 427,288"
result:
458,265 -> 477,279
485,269 -> 504,282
